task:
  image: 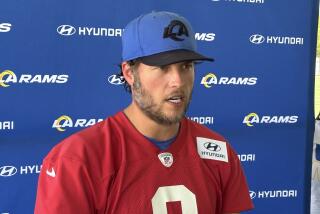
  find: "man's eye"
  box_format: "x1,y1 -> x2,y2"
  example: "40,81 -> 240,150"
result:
150,65 -> 166,71
156,65 -> 168,71
183,63 -> 194,70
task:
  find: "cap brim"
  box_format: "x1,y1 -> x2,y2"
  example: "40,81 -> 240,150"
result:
139,49 -> 214,66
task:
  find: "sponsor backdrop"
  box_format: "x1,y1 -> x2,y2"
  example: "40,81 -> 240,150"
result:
0,0 -> 318,213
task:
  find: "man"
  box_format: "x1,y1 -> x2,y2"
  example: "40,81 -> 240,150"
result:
35,11 -> 254,213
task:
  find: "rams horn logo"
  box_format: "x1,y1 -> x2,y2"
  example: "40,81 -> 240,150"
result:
244,113 -> 259,127
53,115 -> 72,132
0,70 -> 16,87
163,20 -> 189,41
201,73 -> 217,88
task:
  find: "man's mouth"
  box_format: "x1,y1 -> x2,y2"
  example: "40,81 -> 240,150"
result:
166,95 -> 184,104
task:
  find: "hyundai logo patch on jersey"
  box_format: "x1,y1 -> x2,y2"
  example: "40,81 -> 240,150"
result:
197,137 -> 228,162
204,142 -> 221,152
158,152 -> 173,167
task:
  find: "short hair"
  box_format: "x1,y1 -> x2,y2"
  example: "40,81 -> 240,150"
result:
117,59 -> 198,93
117,59 -> 140,93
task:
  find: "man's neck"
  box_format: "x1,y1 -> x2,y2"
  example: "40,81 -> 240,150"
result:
123,103 -> 180,141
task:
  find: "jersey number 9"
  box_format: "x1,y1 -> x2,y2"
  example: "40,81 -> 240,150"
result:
151,185 -> 198,214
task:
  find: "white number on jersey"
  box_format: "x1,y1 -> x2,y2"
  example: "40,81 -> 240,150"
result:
151,185 -> 198,214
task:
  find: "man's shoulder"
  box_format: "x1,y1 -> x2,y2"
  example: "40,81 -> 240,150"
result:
45,112 -> 124,163
184,117 -> 227,142
184,118 -> 237,161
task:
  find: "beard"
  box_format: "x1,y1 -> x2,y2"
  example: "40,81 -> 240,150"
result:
132,72 -> 192,126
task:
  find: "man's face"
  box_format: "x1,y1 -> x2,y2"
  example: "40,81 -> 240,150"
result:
131,61 -> 195,125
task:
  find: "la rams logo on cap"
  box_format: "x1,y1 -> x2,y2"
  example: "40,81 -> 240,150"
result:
163,20 -> 189,41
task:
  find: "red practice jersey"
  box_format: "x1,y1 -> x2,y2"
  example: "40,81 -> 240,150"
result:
35,112 -> 254,214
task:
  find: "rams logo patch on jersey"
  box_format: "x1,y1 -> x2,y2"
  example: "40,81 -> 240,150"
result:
196,137 -> 229,162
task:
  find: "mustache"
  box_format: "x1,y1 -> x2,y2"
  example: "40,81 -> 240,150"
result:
165,90 -> 187,99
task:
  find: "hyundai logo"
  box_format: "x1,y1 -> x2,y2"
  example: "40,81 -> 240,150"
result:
204,142 -> 221,152
57,25 -> 76,36
108,74 -> 125,85
249,34 -> 265,44
249,191 -> 256,199
0,166 -> 18,177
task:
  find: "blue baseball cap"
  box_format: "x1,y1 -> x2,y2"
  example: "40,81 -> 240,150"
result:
122,11 -> 213,66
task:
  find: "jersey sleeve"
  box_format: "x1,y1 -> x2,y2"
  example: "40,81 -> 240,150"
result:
221,146 -> 254,213
34,155 -> 112,214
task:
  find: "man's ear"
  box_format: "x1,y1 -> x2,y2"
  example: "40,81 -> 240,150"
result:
122,61 -> 135,86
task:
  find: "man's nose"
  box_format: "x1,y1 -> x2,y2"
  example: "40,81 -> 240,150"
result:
168,67 -> 184,87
